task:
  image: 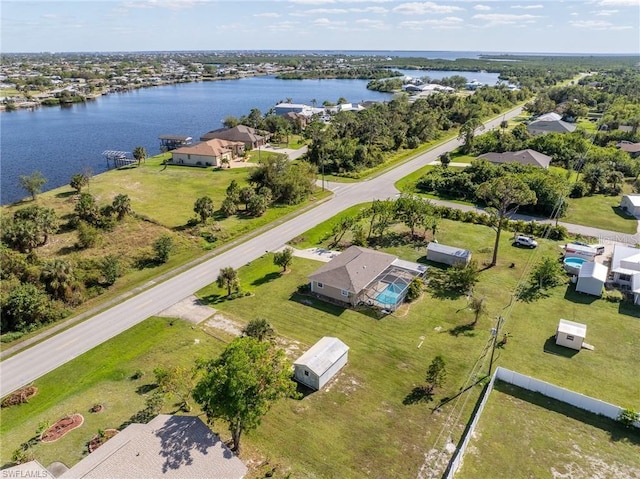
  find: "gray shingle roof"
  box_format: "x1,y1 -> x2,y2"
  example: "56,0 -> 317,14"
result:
477,149 -> 552,168
61,415 -> 247,479
308,246 -> 396,294
200,125 -> 265,144
527,119 -> 576,134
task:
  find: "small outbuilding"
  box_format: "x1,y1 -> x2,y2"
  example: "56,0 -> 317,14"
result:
293,337 -> 349,390
620,194 -> 640,217
576,262 -> 608,297
555,319 -> 586,351
426,242 -> 471,266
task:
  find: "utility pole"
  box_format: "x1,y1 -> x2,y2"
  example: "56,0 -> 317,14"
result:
488,315 -> 504,377
321,154 -> 325,191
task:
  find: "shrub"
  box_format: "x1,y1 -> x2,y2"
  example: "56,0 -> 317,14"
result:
570,181 -> 588,198
617,408 -> 639,428
76,222 -> 102,249
405,278 -> 424,302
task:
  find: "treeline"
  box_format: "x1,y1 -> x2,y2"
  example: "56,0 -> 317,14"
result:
305,86 -> 529,175
276,68 -> 403,80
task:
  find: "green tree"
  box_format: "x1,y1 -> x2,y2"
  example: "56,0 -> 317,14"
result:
405,277 -> 424,302
239,187 -> 255,211
226,179 -> 241,203
193,337 -> 297,453
581,164 -> 608,195
3,205 -> 59,253
366,199 -> 396,240
468,295 -> 487,326
396,194 -> 433,237
458,118 -> 484,154
2,283 -> 49,332
273,247 -> 294,272
223,116 -> 239,128
220,197 -> 238,217
477,175 -> 537,266
132,146 -> 147,167
529,256 -> 565,290
153,235 -> 173,263
425,355 -> 447,392
331,215 -> 357,247
112,194 -> 132,220
19,171 -> 47,201
217,266 -> 239,296
76,221 -> 101,249
439,151 -> 451,169
247,194 -> 268,217
193,196 -> 215,223
153,366 -> 196,412
75,192 -> 100,225
100,254 -> 121,286
41,259 -> 75,302
70,173 -> 89,193
446,260 -> 480,294
242,318 -> 276,342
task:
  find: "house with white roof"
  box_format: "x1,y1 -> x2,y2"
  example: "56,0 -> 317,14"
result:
294,337 -> 349,390
527,112 -> 577,136
620,194 -> 640,217
610,244 -> 640,304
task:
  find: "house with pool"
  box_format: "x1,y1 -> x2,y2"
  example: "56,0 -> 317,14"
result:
308,246 -> 427,312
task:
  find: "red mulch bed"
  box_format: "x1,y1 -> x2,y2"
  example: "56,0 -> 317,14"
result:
88,429 -> 119,453
40,414 -> 84,443
1,386 -> 38,408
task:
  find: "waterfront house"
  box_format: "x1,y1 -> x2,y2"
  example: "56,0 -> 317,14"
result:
170,139 -> 244,167
200,125 -> 267,149
308,246 -> 427,312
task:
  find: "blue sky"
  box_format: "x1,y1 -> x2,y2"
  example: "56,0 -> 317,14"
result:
2,0 -> 639,54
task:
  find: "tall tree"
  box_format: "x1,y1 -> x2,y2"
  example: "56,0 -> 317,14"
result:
19,171 -> 47,201
132,146 -> 147,167
396,195 -> 433,237
425,356 -> 447,393
193,337 -> 297,453
70,173 -> 90,193
154,366 -> 196,412
439,151 -> 451,169
468,295 -> 487,326
41,259 -> 75,302
217,266 -> 239,296
153,235 -> 173,263
477,175 -> 537,266
458,117 -> 484,154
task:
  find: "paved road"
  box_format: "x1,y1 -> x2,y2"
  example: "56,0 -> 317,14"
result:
1,105 -> 631,395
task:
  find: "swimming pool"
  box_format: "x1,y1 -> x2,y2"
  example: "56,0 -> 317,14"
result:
376,283 -> 405,306
564,257 -> 586,275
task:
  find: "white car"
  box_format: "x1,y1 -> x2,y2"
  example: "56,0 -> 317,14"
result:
514,235 -> 538,248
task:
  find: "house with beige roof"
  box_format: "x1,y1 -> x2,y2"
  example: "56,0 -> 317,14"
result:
170,139 -> 244,167
477,149 -> 552,169
60,415 -> 247,479
200,125 -> 267,149
308,246 -> 427,312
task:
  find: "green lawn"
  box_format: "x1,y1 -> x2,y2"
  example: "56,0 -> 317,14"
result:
565,193 -> 637,234
456,382 -> 640,479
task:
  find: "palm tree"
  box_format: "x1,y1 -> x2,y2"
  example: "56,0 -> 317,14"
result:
468,296 -> 487,326
217,266 -> 239,296
132,146 -> 147,167
41,259 -> 75,301
112,194 -> 132,220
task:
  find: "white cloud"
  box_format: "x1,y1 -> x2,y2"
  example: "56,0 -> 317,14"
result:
304,8 -> 349,13
598,0 -> 639,5
122,0 -> 208,10
570,19 -> 632,29
267,21 -> 300,31
472,13 -> 539,26
570,12 -> 579,16
254,12 -> 281,18
313,17 -> 347,26
593,9 -> 619,15
289,0 -> 336,4
351,6 -> 388,13
400,16 -> 464,29
473,4 -> 491,11
291,5 -> 387,16
511,4 -> 543,9
41,13 -> 59,19
354,18 -> 388,29
393,2 -> 464,15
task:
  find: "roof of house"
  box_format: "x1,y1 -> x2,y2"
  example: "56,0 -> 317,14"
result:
527,119 -> 576,134
308,246 -> 396,294
536,112 -> 562,122
578,261 -> 608,282
61,415 -> 247,479
477,149 -> 552,168
172,139 -> 242,158
622,194 -> 640,207
611,244 -> 640,275
426,242 -> 471,258
294,337 -> 349,376
200,125 -> 265,143
618,141 -> 640,153
558,318 -> 587,338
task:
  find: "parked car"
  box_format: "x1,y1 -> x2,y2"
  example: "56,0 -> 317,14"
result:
514,235 -> 538,248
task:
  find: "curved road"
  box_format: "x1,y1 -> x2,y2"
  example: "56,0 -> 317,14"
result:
2,106 -> 627,396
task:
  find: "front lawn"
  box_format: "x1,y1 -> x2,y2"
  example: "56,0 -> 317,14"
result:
564,192 -> 637,234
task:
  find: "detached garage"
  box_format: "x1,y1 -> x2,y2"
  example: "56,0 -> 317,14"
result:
556,319 -> 586,351
576,262 -> 608,297
620,195 -> 640,217
426,242 -> 471,266
293,337 -> 349,390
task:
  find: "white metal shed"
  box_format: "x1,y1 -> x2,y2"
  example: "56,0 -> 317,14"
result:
293,337 -> 349,390
426,242 -> 471,266
576,262 -> 608,297
620,194 -> 640,217
556,319 -> 586,350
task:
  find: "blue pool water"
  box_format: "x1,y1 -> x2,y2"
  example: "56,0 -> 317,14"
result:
376,283 -> 404,305
564,257 -> 586,268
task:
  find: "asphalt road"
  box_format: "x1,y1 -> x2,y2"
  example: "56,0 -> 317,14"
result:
2,105 -> 629,396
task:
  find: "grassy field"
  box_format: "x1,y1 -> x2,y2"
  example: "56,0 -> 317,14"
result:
456,382 -> 640,479
3,213 -> 639,477
565,191 -> 638,234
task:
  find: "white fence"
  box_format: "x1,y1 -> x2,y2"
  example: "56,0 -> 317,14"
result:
444,367 -> 638,478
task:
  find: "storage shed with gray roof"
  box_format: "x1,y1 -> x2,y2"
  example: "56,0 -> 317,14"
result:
294,337 -> 349,390
426,242 -> 472,266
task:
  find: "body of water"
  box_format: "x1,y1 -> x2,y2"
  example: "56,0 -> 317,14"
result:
0,69 -> 500,205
